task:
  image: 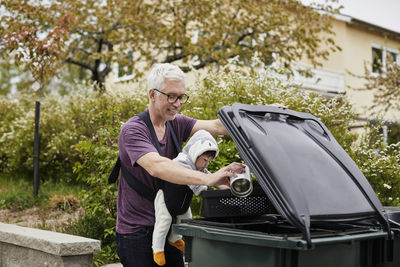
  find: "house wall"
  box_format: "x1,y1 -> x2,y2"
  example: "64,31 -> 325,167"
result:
315,18 -> 400,121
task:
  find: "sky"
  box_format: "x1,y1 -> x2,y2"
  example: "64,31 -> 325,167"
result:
301,0 -> 400,34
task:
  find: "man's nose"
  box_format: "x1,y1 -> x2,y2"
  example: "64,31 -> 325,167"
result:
173,101 -> 182,109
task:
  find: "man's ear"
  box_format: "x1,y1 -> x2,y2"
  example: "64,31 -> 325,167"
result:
149,89 -> 156,102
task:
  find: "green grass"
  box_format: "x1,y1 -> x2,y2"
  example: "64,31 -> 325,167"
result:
0,175 -> 83,211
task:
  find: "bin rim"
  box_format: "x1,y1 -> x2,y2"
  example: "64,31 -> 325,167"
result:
173,222 -> 389,250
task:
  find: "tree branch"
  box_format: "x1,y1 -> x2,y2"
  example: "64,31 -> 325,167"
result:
163,49 -> 186,63
65,58 -> 93,71
190,58 -> 217,71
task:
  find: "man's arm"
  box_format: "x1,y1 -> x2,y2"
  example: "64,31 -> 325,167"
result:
191,119 -> 227,137
137,151 -> 243,187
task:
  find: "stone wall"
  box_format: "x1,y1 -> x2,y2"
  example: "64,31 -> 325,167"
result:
0,223 -> 100,267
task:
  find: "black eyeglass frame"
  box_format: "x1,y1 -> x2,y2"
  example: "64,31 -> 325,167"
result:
153,88 -> 189,104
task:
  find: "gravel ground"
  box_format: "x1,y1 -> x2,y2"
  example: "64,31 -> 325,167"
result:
0,206 -> 84,231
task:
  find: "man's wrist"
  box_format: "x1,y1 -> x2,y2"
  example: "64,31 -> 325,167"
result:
200,172 -> 212,187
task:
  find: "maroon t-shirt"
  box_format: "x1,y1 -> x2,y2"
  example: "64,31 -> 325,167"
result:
116,110 -> 196,234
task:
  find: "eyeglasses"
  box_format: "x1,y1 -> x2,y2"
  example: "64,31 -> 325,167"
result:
153,89 -> 189,104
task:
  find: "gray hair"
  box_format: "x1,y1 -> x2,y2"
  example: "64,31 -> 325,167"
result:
147,63 -> 186,92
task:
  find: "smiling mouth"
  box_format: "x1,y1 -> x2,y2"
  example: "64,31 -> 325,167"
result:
168,108 -> 179,114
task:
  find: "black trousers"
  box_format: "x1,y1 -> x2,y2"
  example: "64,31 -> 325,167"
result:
116,227 -> 184,267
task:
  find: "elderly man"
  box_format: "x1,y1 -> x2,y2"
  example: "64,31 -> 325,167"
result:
116,63 -> 244,267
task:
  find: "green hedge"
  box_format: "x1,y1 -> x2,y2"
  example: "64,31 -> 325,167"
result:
352,126 -> 400,206
0,87 -> 147,183
71,89 -> 148,265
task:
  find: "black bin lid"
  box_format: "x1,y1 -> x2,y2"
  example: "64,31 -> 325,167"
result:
218,103 -> 391,246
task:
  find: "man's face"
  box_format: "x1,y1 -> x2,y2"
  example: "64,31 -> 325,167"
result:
195,153 -> 214,171
153,78 -> 185,121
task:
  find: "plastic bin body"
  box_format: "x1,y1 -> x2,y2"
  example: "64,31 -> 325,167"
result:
379,209 -> 400,267
381,229 -> 400,267
174,223 -> 392,267
185,235 -> 360,267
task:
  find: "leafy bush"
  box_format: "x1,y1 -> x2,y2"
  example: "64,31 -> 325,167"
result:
0,95 -> 35,178
0,85 -> 148,183
352,125 -> 400,206
69,88 -> 148,265
0,93 -> 81,182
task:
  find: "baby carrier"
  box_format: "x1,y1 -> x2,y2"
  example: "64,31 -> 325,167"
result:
108,111 -> 193,216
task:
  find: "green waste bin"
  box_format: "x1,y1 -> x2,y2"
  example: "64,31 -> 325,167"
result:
174,207 -> 400,267
173,104 -> 397,267
174,221 -> 393,267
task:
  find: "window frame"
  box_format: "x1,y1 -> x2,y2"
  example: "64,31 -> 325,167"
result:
371,43 -> 399,75
292,62 -> 345,95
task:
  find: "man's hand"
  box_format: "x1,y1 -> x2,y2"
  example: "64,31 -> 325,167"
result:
216,184 -> 230,190
207,162 -> 245,188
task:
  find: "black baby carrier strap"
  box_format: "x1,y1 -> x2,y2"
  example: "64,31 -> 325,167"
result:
108,111 -> 193,216
108,111 -> 160,202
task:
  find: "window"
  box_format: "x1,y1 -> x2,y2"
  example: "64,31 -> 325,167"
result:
371,44 -> 399,74
388,51 -> 397,64
292,62 -> 345,95
372,47 -> 383,74
387,123 -> 400,144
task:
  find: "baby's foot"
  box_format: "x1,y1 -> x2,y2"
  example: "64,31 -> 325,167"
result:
153,250 -> 166,266
168,238 -> 185,251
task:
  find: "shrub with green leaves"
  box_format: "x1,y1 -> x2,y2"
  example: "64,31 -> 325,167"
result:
184,67 -> 357,170
0,93 -> 83,182
0,86 -> 148,183
69,88 -> 147,265
0,95 -> 34,177
352,125 -> 400,206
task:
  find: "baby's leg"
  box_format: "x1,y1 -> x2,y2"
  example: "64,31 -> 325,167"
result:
167,207 -> 192,252
153,190 -> 172,265
168,207 -> 192,243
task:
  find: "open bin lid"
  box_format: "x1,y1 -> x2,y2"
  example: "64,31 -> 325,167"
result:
217,103 -> 391,246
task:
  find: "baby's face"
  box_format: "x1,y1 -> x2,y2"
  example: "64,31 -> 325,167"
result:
195,153 -> 214,171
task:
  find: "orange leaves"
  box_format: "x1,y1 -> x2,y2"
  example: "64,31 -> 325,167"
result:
1,5 -> 76,89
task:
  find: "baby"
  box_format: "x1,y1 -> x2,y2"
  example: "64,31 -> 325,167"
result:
152,130 -> 219,266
